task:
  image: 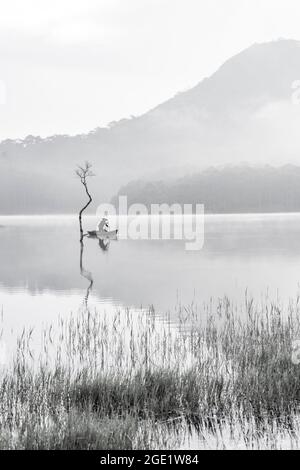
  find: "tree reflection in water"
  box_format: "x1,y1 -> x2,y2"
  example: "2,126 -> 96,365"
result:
79,240 -> 93,307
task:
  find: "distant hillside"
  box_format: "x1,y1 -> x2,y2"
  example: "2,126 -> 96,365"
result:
1,39 -> 300,214
111,166 -> 300,214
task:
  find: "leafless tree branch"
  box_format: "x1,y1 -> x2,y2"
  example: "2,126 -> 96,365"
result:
76,161 -> 94,242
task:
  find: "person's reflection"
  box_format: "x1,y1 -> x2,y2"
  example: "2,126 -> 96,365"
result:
98,238 -> 110,251
79,240 -> 93,307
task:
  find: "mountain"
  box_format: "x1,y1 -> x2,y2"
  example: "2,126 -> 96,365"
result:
111,165 -> 300,214
1,39 -> 300,214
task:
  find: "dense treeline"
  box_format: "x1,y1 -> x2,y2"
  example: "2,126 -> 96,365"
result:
112,165 -> 300,213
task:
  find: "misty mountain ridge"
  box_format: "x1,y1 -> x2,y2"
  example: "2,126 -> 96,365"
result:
1,39 -> 300,214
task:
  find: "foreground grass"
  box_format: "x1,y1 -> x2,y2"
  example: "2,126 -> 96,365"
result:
1,296 -> 300,449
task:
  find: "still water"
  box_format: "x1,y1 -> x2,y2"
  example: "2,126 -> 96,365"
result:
0,213 -> 300,350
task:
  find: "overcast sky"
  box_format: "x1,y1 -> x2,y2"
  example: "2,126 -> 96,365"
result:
0,0 -> 299,140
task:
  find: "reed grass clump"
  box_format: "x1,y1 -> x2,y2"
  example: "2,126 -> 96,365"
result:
1,296 -> 300,449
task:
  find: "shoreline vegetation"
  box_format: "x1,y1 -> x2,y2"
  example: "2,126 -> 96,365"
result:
1,297 -> 300,449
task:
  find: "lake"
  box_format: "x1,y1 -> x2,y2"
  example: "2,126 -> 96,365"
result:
0,213 -> 300,359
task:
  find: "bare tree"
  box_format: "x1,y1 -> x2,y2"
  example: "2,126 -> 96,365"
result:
75,161 -> 94,242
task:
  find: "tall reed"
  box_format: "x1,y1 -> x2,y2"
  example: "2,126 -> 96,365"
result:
1,295 -> 300,449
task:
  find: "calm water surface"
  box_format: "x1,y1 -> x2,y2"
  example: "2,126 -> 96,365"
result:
0,213 -> 300,354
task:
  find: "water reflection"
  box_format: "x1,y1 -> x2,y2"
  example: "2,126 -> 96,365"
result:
79,241 -> 93,307
0,214 -> 300,317
98,238 -> 110,251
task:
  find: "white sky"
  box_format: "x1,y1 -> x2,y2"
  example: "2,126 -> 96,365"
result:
0,0 -> 299,140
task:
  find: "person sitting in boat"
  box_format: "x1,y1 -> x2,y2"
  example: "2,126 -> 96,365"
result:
87,218 -> 115,238
97,218 -> 109,233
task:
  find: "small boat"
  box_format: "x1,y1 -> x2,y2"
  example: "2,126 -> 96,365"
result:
87,229 -> 118,240
87,218 -> 118,240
